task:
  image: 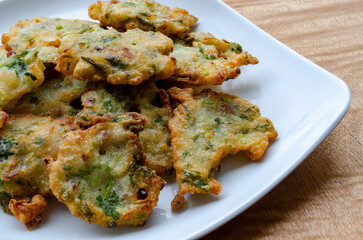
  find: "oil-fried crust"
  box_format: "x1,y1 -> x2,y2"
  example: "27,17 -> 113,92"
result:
56,28 -> 176,85
0,48 -> 45,109
6,74 -> 94,118
169,32 -> 258,86
0,114 -> 76,199
49,121 -> 165,227
9,195 -> 47,230
168,87 -> 277,195
89,0 -> 198,37
1,17 -> 103,64
75,82 -> 173,174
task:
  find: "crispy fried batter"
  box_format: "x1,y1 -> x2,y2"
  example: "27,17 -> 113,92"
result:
168,87 -> 277,195
169,32 -> 258,86
49,120 -> 165,227
170,193 -> 184,211
7,74 -> 94,118
56,28 -> 176,85
0,115 -> 76,199
75,82 -> 173,173
1,17 -> 103,64
9,195 -> 47,230
89,0 -> 198,37
0,48 -> 45,109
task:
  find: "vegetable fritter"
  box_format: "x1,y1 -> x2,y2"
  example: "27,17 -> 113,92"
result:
1,17 -> 103,64
169,32 -> 258,86
7,74 -> 94,118
134,83 -> 173,173
75,82 -> 173,174
89,0 -> 198,37
0,115 -> 76,199
168,87 -> 277,195
0,48 -> 45,109
56,28 -> 176,85
49,121 -> 165,227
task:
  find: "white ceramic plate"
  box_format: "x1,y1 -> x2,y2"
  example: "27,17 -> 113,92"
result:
0,0 -> 350,239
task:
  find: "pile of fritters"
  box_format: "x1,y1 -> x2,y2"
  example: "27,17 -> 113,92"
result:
0,0 -> 277,230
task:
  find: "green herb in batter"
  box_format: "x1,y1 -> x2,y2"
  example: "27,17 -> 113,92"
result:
96,181 -> 122,220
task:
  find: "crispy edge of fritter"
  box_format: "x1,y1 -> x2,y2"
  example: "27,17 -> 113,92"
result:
49,121 -> 165,227
9,195 -> 47,230
88,0 -> 198,37
167,87 -> 277,197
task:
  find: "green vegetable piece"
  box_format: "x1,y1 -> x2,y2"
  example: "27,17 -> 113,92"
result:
105,55 -> 128,70
229,43 -> 243,53
24,72 -> 37,81
0,138 -> 14,157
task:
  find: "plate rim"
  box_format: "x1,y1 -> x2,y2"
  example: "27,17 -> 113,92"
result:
187,1 -> 351,238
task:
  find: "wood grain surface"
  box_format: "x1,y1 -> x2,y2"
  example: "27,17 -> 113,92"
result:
202,0 -> 363,239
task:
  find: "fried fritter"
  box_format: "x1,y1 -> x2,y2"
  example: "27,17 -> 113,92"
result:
133,83 -> 173,173
0,48 -> 45,109
56,28 -> 176,85
49,121 -> 165,227
9,195 -> 47,230
1,17 -> 103,64
7,74 -> 94,118
75,82 -> 173,174
168,87 -> 277,195
0,115 -> 75,199
89,0 -> 198,37
169,32 -> 258,86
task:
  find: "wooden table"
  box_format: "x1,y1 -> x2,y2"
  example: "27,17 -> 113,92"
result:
202,0 -> 363,239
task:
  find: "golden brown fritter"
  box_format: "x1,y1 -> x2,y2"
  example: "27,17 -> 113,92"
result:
169,32 -> 258,86
56,28 -> 176,85
1,17 -> 103,64
89,0 -> 198,37
9,195 -> 47,230
75,82 -> 173,174
168,87 -> 277,195
7,74 -> 94,118
0,115 -> 76,199
49,120 -> 165,227
0,48 -> 45,109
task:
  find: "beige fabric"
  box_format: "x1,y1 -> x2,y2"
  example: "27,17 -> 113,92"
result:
202,0 -> 363,239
